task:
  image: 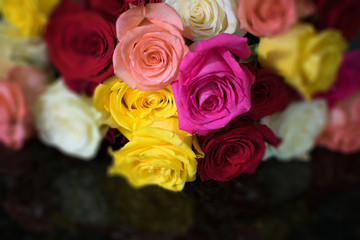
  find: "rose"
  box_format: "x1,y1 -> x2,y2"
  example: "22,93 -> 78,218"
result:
108,127 -> 198,191
237,0 -> 315,37
317,90 -> 360,153
0,23 -> 14,77
85,0 -> 128,22
258,24 -> 348,100
113,3 -> 189,91
0,0 -> 60,37
7,66 -> 47,105
93,76 -> 178,133
0,22 -> 49,77
164,0 -> 243,41
0,65 -> 47,150
45,0 -> 116,93
60,79 -> 99,96
85,0 -> 162,22
318,124 -> 360,154
34,81 -> 104,159
315,50 -> 360,107
0,81 -> 28,150
315,0 -> 360,40
261,100 -> 327,161
197,124 -> 280,181
171,33 -> 255,136
245,67 -> 293,120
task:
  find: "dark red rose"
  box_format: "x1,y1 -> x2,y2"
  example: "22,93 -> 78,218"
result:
198,124 -> 280,182
246,68 -> 293,120
62,78 -> 99,96
104,128 -> 121,144
45,0 -> 116,94
315,0 -> 360,40
315,50 -> 360,107
85,0 -> 162,22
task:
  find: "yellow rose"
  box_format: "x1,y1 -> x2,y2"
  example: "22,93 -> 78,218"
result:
258,24 -> 348,99
0,0 -> 60,37
108,127 -> 198,191
93,76 -> 178,134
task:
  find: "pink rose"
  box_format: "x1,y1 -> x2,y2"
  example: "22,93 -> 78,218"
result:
113,3 -> 190,91
0,81 -> 28,150
7,66 -> 47,105
317,90 -> 360,153
0,66 -> 48,150
237,0 -> 315,36
315,50 -> 360,107
171,33 -> 255,136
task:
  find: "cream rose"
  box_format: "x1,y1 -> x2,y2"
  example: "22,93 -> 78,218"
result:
164,0 -> 243,41
0,23 -> 48,77
261,100 -> 327,161
35,81 -> 104,159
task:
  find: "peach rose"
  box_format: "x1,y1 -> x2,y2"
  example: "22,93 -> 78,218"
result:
317,90 -> 360,153
237,0 -> 315,36
0,81 -> 28,150
7,66 -> 47,105
113,3 -> 189,91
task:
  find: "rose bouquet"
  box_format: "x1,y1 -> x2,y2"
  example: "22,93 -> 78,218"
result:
0,0 -> 359,191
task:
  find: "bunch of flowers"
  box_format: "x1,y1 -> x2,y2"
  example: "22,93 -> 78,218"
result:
0,0 -> 360,191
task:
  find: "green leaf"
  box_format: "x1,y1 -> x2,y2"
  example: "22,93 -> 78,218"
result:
239,44 -> 258,63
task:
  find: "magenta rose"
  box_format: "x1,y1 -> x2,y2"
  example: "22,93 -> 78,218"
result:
315,50 -> 360,107
171,33 -> 255,136
45,0 -> 116,94
198,124 -> 280,181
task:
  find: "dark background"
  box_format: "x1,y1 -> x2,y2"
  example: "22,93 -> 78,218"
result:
1,139 -> 360,240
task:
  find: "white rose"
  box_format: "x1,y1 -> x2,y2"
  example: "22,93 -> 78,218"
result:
164,0 -> 245,40
0,22 -> 48,77
261,100 -> 327,161
35,80 -> 104,160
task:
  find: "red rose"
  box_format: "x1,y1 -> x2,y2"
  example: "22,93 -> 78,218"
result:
198,124 -> 280,181
85,0 -> 162,22
62,78 -> 99,96
315,0 -> 360,40
45,0 -> 116,94
246,68 -> 293,120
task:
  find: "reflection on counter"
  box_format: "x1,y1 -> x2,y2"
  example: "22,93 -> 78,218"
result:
1,139 -> 360,239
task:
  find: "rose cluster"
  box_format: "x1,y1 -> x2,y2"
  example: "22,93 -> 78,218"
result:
0,0 -> 360,192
